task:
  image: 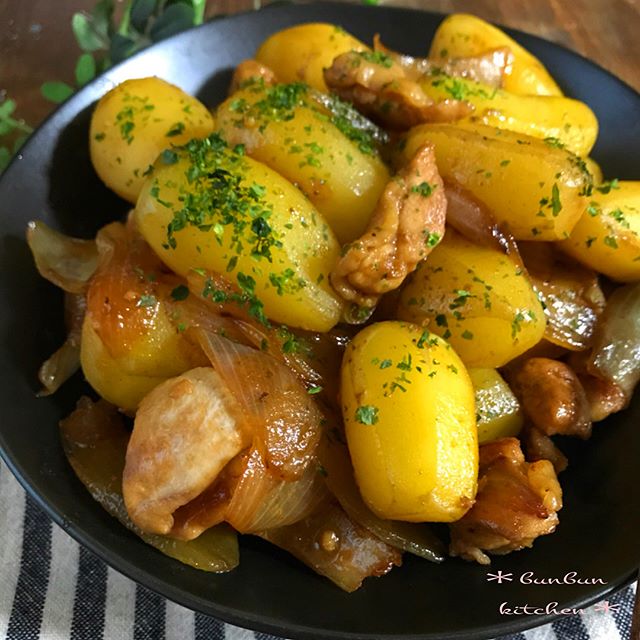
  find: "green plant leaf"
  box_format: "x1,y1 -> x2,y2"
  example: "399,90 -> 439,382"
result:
150,2 -> 195,42
191,0 -> 206,25
0,147 -> 11,171
130,0 -> 158,32
41,81 -> 75,103
92,0 -> 115,34
75,53 -> 97,86
72,13 -> 108,51
0,99 -> 17,119
110,33 -> 142,63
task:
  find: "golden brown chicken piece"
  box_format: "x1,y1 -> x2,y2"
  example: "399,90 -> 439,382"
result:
123,367 -> 251,536
522,426 -> 568,474
504,357 -> 592,439
229,59 -> 277,94
449,438 -> 562,565
323,51 -> 473,129
577,374 -> 627,422
373,35 -> 513,87
330,143 -> 446,314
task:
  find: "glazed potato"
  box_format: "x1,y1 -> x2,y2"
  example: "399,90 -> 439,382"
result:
216,82 -> 389,243
398,228 -> 546,368
428,13 -> 563,96
80,320 -> 181,411
419,75 -> 597,156
255,23 -> 368,92
341,321 -> 478,522
80,222 -> 206,410
134,135 -> 344,331
398,124 -> 592,241
90,77 -> 214,203
469,368 -> 523,444
559,181 -> 640,282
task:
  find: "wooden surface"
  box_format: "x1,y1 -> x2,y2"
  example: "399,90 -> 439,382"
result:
1,0 -> 639,129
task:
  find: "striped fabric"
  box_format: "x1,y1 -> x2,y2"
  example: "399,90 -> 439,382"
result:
0,461 -> 635,640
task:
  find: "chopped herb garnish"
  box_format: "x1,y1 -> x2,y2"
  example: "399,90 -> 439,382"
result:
170,284 -> 189,301
596,179 -> 620,194
604,235 -> 619,249
357,50 -> 393,68
543,136 -> 565,148
308,386 -> 323,395
355,405 -> 379,425
166,121 -> 186,137
161,149 -> 178,165
136,293 -> 157,308
411,181 -> 436,197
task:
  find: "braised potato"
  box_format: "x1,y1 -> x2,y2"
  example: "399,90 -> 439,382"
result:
341,321 -> 478,522
216,82 -> 389,243
418,76 -> 597,156
255,23 -> 368,92
428,14 -> 563,96
80,223 -> 205,410
90,77 -> 214,203
469,368 -> 523,443
134,135 -> 344,331
397,124 -> 593,241
398,228 -> 546,368
559,181 -> 640,282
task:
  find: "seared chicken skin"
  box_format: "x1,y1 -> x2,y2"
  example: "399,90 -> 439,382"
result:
330,143 -> 446,314
373,36 -> 513,87
229,59 -> 277,94
450,438 -> 562,565
323,51 -> 473,129
123,367 -> 250,536
504,357 -> 592,439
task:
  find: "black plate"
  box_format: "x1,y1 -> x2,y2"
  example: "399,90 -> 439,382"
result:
1,3 -> 639,639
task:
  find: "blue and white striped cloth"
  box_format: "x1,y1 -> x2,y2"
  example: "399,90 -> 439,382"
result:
0,460 -> 635,640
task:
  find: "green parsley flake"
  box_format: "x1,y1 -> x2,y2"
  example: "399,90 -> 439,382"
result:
136,294 -> 157,308
412,181 -> 437,197
357,50 -> 393,68
166,122 -> 186,137
355,405 -> 379,425
170,284 -> 189,301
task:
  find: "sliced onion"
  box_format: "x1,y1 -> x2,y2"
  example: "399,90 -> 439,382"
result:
319,437 -> 445,562
445,183 -> 522,263
520,242 -> 606,351
587,282 -> 640,398
38,293 -> 86,396
60,396 -> 239,572
27,220 -> 99,293
225,448 -> 328,533
195,328 -> 323,480
259,500 -> 402,592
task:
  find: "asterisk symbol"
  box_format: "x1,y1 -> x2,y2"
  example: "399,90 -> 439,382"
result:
486,570 -> 514,584
594,600 -> 621,614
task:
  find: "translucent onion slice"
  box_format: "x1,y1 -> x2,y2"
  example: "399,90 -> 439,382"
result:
225,448 -> 328,533
27,220 -> 99,293
195,328 -> 323,480
445,183 -> 522,262
60,396 -> 239,572
259,500 -> 402,592
319,436 -> 445,563
520,242 -> 605,351
38,293 -> 85,396
588,282 -> 640,398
